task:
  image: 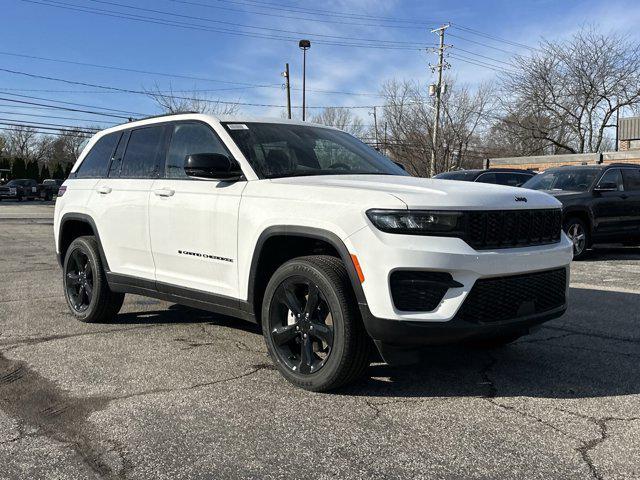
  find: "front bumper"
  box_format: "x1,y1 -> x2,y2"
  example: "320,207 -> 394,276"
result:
344,226 -> 573,322
360,303 -> 566,346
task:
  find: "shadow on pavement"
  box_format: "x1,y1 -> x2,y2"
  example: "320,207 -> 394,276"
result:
101,287 -> 638,401
580,245 -> 640,261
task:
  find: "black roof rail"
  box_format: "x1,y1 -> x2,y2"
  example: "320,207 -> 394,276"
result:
127,111 -> 200,122
605,162 -> 640,167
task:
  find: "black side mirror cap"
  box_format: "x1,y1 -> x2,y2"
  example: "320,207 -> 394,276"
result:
184,153 -> 243,180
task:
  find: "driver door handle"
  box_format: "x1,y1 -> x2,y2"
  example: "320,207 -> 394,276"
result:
96,186 -> 112,194
154,188 -> 175,197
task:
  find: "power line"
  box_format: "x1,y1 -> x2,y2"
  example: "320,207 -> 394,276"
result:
86,0 -> 422,46
0,120 -> 98,134
452,47 -> 517,68
212,0 -> 428,24
0,51 -> 386,98
447,32 -> 520,55
451,24 -> 536,51
0,110 -> 118,125
0,67 -> 388,110
449,54 -> 513,73
0,94 -> 143,119
22,0 -> 423,50
167,0 -> 435,29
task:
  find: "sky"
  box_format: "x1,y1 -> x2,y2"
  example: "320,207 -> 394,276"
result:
3,0 -> 640,134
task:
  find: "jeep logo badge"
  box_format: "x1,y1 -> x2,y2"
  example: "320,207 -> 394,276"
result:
515,196 -> 527,202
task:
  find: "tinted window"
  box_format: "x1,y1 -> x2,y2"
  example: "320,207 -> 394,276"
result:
120,126 -> 166,178
476,172 -> 496,184
622,168 -> 640,191
166,123 -> 229,179
597,169 -> 624,191
493,172 -> 534,187
76,132 -> 120,178
223,122 -> 407,179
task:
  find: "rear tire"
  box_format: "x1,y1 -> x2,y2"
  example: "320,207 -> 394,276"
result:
564,217 -> 589,260
261,255 -> 370,392
63,236 -> 124,323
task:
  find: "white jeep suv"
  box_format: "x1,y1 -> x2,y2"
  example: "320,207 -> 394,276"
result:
54,113 -> 573,391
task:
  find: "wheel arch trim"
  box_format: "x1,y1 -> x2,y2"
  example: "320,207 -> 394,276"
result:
246,226 -> 367,310
58,212 -> 110,271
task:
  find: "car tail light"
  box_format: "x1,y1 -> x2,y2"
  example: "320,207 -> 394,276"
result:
57,186 -> 67,197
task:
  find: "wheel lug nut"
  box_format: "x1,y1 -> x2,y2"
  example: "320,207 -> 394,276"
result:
303,334 -> 307,338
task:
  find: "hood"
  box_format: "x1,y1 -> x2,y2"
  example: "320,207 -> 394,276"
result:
271,175 -> 562,210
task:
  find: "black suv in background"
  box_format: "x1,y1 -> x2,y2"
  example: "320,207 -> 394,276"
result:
0,178 -> 39,201
522,163 -> 640,258
434,168 -> 536,187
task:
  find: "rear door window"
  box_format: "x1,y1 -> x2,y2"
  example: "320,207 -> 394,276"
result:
622,168 -> 640,191
76,132 -> 120,178
120,126 -> 167,178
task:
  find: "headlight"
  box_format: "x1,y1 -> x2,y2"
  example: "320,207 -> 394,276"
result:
366,209 -> 465,236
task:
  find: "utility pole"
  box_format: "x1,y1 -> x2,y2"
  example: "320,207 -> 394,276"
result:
370,106 -> 379,150
282,63 -> 292,119
429,23 -> 449,177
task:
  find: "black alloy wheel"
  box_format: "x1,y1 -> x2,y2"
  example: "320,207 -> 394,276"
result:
65,248 -> 94,312
62,236 -> 125,323
268,277 -> 334,375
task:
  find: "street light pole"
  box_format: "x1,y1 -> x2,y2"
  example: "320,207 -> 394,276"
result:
299,39 -> 311,121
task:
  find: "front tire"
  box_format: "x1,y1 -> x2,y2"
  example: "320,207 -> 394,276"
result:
261,255 -> 370,392
564,217 -> 589,260
63,236 -> 124,323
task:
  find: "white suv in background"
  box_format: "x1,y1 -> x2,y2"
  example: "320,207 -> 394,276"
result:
54,113 -> 573,391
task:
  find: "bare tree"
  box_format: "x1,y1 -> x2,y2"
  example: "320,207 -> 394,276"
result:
145,84 -> 240,116
378,79 -> 495,175
310,107 -> 366,137
4,125 -> 40,160
498,27 -> 640,154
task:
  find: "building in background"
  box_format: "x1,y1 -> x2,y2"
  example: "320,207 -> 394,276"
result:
484,117 -> 640,171
618,116 -> 640,151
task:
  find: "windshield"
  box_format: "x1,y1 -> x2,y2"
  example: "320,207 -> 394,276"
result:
6,179 -> 29,187
223,122 -> 408,179
434,170 -> 480,181
522,169 -> 599,192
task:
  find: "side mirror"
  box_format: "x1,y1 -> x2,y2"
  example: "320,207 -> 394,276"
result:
594,182 -> 618,193
184,153 -> 243,180
394,161 -> 406,171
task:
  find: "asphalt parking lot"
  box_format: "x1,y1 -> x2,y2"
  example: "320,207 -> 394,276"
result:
0,201 -> 639,480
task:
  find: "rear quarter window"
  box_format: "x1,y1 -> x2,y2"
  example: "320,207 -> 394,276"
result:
76,132 -> 121,178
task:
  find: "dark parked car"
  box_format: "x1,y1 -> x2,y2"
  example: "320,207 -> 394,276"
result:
0,178 -> 39,201
39,179 -> 64,200
522,163 -> 640,258
434,168 -> 536,187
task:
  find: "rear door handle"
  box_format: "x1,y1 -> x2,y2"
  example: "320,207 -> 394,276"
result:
96,186 -> 112,194
154,188 -> 175,197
